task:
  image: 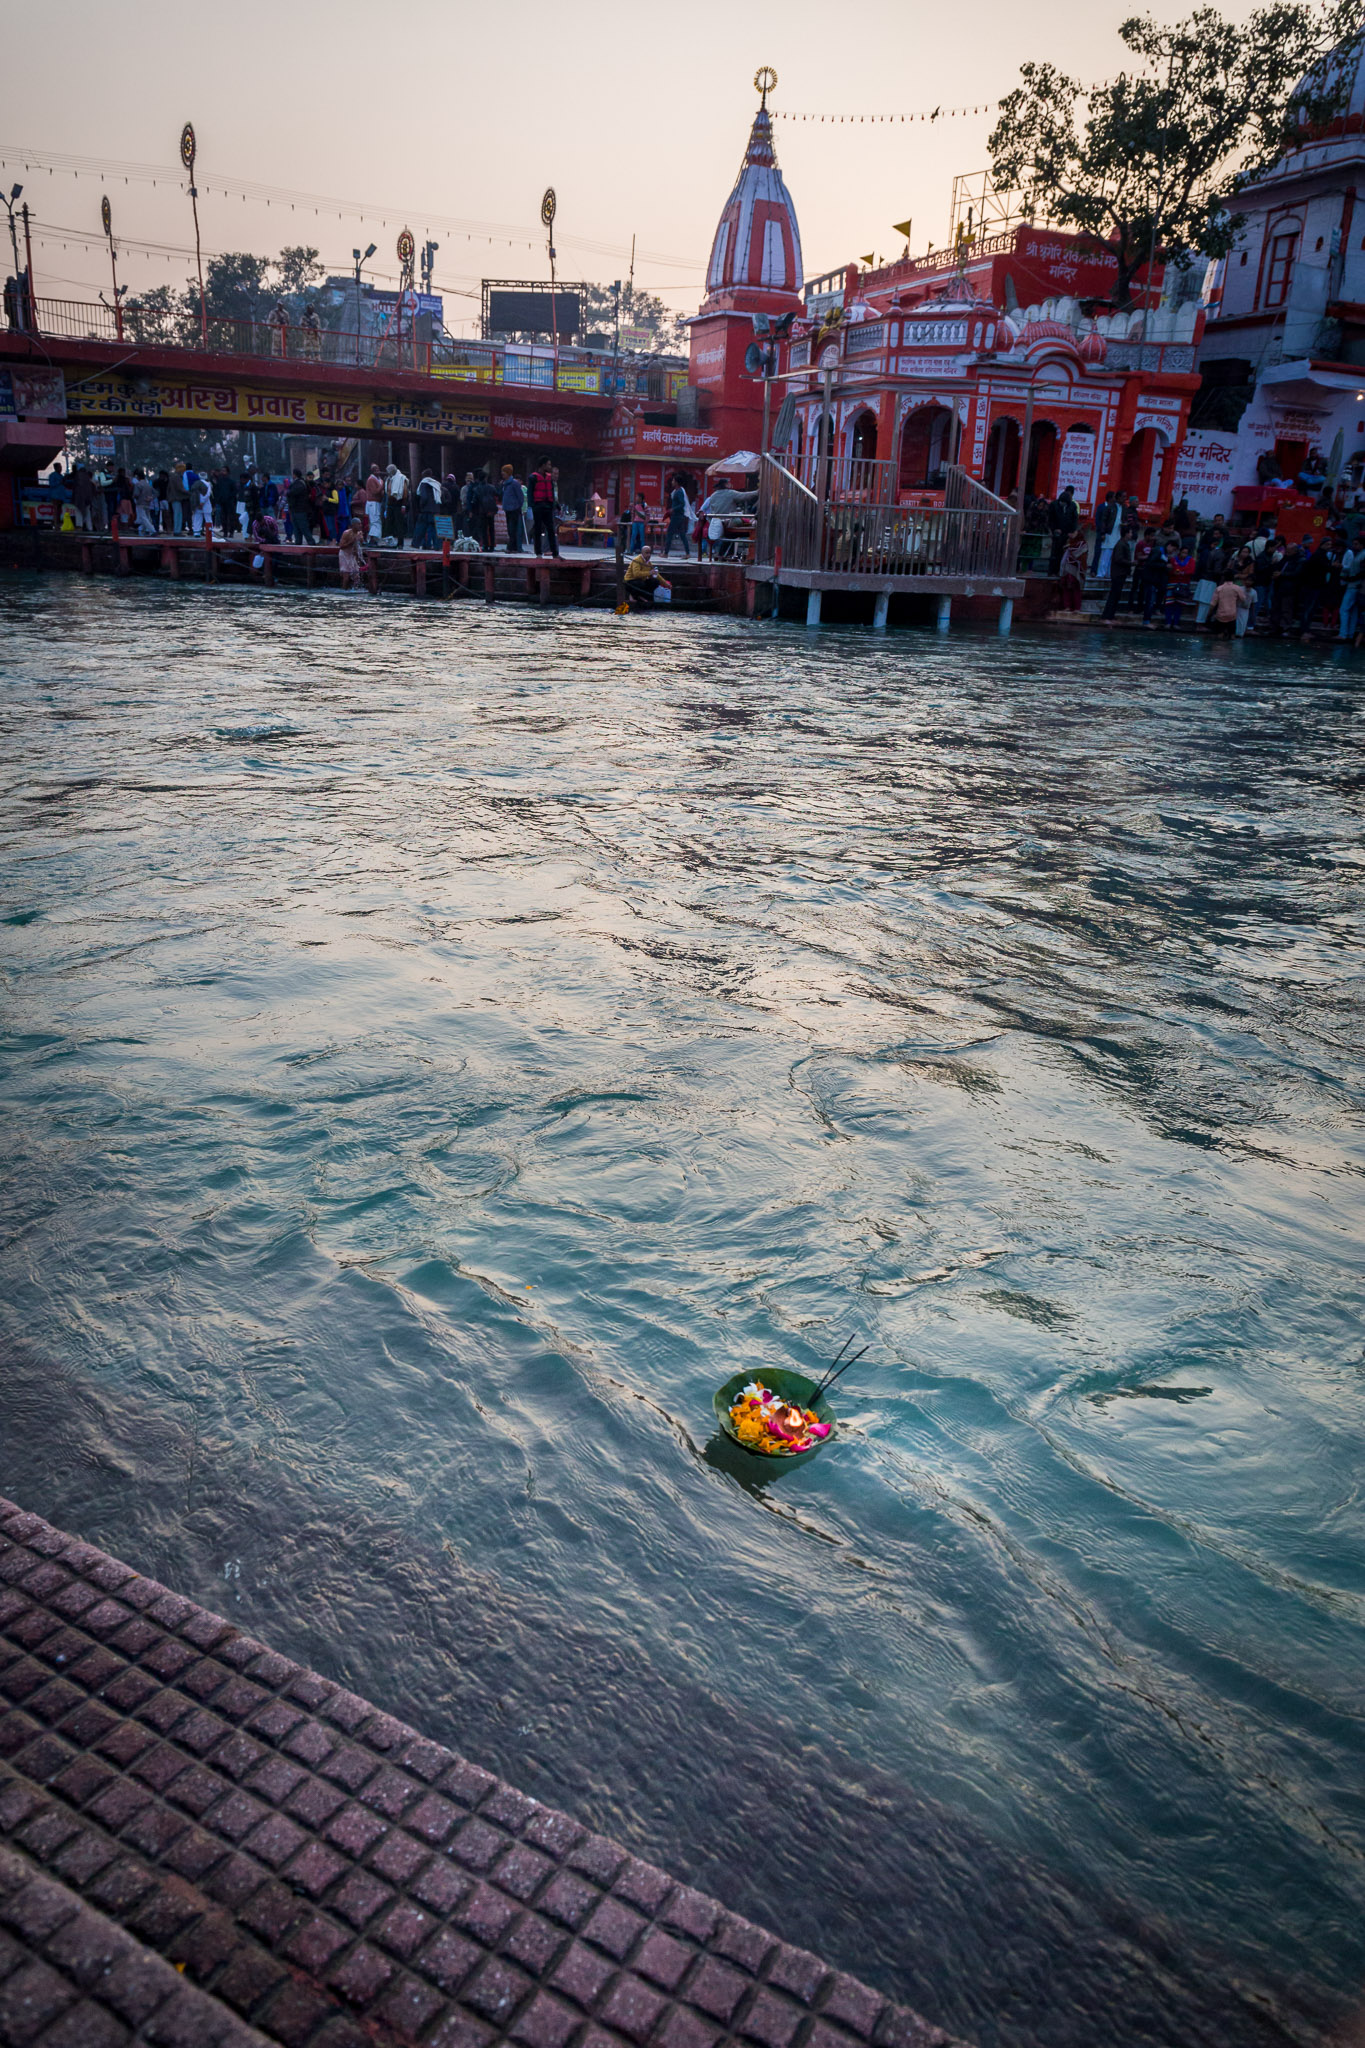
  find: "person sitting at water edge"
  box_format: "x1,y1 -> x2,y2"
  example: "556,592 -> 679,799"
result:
625,545 -> 670,608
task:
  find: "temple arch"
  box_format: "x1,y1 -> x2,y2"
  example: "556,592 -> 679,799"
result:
848,409 -> 878,461
801,413 -> 833,489
1025,420 -> 1060,498
985,416 -> 1021,496
898,403 -> 955,490
1119,425 -> 1171,503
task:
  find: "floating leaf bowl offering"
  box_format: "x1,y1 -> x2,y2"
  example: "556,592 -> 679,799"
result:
713,1368 -> 837,1467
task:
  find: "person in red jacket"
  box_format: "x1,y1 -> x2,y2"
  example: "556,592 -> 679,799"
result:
1165,542 -> 1196,628
529,459 -> 560,558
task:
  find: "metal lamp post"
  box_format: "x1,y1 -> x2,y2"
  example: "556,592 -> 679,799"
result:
421,240 -> 439,371
21,202 -> 34,326
2,183 -> 28,328
397,228 -> 415,367
181,123 -> 206,344
542,188 -> 558,387
101,195 -> 124,341
3,183 -> 21,290
356,239 -> 376,364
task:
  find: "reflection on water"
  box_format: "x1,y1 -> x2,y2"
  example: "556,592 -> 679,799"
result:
1,580 -> 1363,2048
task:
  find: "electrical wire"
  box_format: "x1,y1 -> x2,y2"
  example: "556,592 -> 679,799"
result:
776,104 -> 996,122
0,142 -> 704,273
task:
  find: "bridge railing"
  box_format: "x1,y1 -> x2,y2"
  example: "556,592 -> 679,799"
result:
22,297 -> 632,394
758,454 -> 1019,580
25,298 -> 122,343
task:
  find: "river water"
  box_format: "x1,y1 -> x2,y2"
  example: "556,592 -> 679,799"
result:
1,579 -> 1362,2048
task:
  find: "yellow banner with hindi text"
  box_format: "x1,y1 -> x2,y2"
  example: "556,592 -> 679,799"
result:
65,374 -> 490,439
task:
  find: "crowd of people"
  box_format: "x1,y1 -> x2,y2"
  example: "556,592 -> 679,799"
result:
1031,481 -> 1365,640
53,460 -> 352,543
52,452 -> 755,580
50,455 -> 578,556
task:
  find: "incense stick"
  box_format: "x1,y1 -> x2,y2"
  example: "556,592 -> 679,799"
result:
809,1343 -> 868,1406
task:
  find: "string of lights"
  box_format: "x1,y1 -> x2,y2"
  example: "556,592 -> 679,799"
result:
28,209 -> 547,280
0,142 -> 704,273
775,105 -> 996,122
22,215 -> 509,314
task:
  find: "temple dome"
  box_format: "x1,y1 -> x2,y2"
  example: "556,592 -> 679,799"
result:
1288,33 -> 1365,136
704,98 -> 803,303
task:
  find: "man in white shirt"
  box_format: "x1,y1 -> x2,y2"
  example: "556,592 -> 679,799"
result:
384,462 -> 409,546
132,472 -> 157,536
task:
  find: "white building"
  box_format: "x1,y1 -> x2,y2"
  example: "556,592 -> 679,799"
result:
1186,38 -> 1365,512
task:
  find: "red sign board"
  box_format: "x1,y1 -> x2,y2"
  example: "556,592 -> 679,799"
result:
489,410 -> 580,444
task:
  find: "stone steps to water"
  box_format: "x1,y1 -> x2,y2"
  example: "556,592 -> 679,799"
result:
0,1497 -> 966,2048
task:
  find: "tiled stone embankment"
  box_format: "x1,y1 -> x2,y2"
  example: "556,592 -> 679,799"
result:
0,1499 -> 970,2048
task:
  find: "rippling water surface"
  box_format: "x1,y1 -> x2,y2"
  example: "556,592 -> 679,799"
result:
1,580 -> 1363,2048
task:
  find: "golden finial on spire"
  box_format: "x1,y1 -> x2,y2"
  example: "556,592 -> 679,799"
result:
754,66 -> 777,109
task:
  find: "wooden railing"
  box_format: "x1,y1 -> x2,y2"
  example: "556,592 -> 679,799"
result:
758,455 -> 1019,580
758,455 -> 822,574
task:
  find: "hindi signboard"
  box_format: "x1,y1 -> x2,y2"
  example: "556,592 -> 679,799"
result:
1169,427 -> 1237,516
64,375 -> 489,439
6,369 -> 67,419
1057,428 -> 1099,505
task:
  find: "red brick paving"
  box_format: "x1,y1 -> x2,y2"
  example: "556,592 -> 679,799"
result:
0,1498 -> 969,2048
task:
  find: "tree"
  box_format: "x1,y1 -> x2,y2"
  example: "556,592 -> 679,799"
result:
578,281 -> 685,354
126,249 -> 323,342
275,245 -> 323,306
123,284 -> 182,344
988,2 -> 1365,307
197,251 -> 273,321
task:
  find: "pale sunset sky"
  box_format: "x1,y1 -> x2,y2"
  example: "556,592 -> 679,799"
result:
2,0 -> 1262,332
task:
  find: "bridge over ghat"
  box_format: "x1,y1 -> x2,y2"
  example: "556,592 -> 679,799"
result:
0,299 -> 747,610
0,296 -> 627,485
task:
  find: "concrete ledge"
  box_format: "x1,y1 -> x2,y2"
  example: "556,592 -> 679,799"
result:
746,567 -> 1025,598
0,1498 -> 970,2048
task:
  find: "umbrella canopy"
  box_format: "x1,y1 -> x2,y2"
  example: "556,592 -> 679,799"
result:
706,449 -> 763,475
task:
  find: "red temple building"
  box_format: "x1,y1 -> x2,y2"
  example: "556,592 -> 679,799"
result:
587,74 -> 808,517
687,74 -> 806,455
685,85 -> 1208,524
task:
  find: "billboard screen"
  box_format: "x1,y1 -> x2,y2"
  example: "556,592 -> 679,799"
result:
487,290 -> 581,337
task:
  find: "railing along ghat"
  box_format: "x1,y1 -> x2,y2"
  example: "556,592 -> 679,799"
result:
758,456 -> 1018,581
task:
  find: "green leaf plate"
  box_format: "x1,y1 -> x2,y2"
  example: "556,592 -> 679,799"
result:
713,1367 -> 837,1468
